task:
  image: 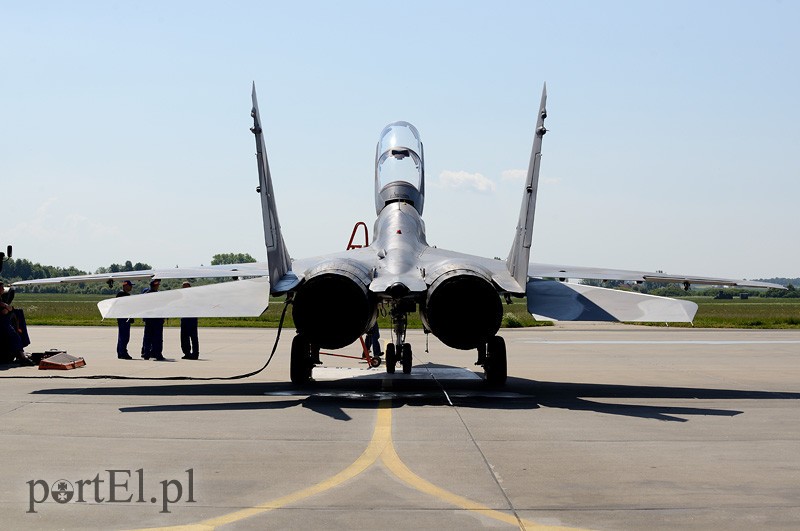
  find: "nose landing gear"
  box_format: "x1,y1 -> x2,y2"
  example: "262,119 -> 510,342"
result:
386,300 -> 414,374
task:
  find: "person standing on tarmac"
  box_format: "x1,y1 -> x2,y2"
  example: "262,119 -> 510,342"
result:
364,321 -> 382,359
0,281 -> 33,366
116,280 -> 134,359
180,281 -> 199,360
141,279 -> 165,361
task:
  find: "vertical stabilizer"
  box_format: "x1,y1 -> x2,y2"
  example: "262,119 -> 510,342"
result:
251,83 -> 293,293
507,83 -> 547,289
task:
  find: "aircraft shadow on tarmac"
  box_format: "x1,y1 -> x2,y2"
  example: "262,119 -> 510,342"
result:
29,363 -> 800,423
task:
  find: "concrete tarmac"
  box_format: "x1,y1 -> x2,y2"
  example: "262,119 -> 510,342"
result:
1,324 -> 799,530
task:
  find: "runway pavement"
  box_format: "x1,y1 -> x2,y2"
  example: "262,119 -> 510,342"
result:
1,324 -> 799,530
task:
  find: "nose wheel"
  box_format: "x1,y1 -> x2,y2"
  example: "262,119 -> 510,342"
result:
384,298 -> 415,375
386,343 -> 396,373
401,343 -> 412,374
385,342 -> 413,375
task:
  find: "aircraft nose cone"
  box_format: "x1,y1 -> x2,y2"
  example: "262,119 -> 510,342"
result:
387,282 -> 410,298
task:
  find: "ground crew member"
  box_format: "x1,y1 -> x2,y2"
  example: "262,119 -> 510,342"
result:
116,280 -> 134,359
141,279 -> 165,361
180,281 -> 199,359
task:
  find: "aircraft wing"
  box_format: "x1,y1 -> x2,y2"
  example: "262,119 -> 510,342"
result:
527,263 -> 785,290
526,279 -> 698,322
10,263 -> 272,319
524,263 -> 784,322
10,262 -> 270,286
98,277 -> 269,318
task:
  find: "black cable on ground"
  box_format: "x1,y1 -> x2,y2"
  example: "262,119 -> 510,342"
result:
0,301 -> 291,381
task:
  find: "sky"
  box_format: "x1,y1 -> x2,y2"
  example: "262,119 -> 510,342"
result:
1,1 -> 798,280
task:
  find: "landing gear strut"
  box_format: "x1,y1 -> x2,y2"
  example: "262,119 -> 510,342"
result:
481,335 -> 507,385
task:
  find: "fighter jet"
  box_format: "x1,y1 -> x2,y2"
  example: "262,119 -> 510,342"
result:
13,84 -> 784,384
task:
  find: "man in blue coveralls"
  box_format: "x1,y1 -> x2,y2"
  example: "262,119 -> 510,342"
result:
141,279 -> 165,361
115,280 -> 134,359
180,281 -> 199,360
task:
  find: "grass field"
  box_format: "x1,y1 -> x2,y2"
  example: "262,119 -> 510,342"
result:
12,293 -> 800,329
678,297 -> 800,328
13,293 -> 550,329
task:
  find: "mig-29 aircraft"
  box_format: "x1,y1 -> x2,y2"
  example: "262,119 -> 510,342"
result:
13,84 -> 784,384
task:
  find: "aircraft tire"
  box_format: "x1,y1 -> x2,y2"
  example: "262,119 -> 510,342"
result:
290,334 -> 312,384
386,343 -> 396,374
402,343 -> 412,374
485,335 -> 507,385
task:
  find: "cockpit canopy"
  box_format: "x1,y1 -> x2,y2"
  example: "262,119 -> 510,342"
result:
374,121 -> 425,216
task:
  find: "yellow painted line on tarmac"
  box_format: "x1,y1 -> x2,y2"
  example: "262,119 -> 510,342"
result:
380,437 -> 573,530
134,399 -> 584,531
377,401 -> 580,530
195,400 -> 391,528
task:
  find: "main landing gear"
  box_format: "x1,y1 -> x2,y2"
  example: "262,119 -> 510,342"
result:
291,332 -> 382,384
477,335 -> 507,385
290,333 -> 316,384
